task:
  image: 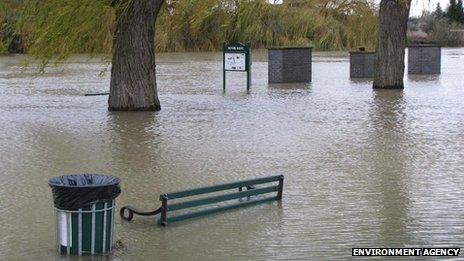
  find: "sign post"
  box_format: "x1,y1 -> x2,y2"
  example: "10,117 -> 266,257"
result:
223,42 -> 251,92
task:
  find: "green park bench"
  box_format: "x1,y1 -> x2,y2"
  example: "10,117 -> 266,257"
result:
120,175 -> 284,226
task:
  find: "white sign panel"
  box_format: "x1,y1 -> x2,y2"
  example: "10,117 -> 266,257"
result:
224,53 -> 246,71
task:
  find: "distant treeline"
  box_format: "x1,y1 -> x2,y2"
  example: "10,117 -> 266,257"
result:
408,0 -> 464,46
1,0 -> 378,56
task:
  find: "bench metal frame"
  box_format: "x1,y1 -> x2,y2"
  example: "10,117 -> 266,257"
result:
120,175 -> 284,226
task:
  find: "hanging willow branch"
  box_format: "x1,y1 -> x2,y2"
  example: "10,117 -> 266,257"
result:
16,0 -> 378,66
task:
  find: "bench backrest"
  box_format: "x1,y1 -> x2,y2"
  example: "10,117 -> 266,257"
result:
158,175 -> 284,225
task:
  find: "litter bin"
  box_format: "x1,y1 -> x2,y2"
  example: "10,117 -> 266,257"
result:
48,174 -> 121,255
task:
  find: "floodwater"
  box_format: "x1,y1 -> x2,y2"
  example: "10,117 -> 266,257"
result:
0,49 -> 463,260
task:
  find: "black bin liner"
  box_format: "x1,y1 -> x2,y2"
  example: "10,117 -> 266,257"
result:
49,174 -> 121,210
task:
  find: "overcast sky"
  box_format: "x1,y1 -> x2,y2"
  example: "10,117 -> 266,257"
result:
268,0 -> 451,17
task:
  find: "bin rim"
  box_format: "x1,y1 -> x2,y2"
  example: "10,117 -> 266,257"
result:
48,173 -> 120,188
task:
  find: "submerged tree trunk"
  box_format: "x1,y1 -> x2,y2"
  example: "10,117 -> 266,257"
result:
109,0 -> 164,111
373,0 -> 411,89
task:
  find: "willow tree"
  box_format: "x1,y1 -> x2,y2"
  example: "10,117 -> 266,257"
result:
20,0 -> 164,111
373,0 -> 411,89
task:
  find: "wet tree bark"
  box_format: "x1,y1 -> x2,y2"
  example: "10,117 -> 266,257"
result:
109,0 -> 164,111
373,0 -> 411,89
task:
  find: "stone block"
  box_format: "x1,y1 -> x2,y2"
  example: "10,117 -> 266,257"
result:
268,47 -> 312,83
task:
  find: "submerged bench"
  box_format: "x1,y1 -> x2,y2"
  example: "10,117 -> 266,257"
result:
120,175 -> 284,226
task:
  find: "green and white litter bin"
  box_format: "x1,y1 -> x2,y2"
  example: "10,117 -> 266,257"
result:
48,174 -> 121,256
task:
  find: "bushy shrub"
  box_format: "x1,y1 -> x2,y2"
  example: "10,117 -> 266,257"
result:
409,11 -> 464,46
430,18 -> 464,46
0,0 -> 24,54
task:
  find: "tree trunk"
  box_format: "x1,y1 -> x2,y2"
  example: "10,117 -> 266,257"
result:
373,0 -> 411,89
109,0 -> 164,111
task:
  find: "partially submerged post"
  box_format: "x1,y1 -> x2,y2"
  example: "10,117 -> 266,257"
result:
268,47 -> 312,83
408,44 -> 441,75
350,47 -> 375,78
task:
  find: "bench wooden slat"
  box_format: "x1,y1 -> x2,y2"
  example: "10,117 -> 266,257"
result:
167,185 -> 277,211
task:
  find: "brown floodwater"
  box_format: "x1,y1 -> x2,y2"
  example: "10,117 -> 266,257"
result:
0,49 -> 463,260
